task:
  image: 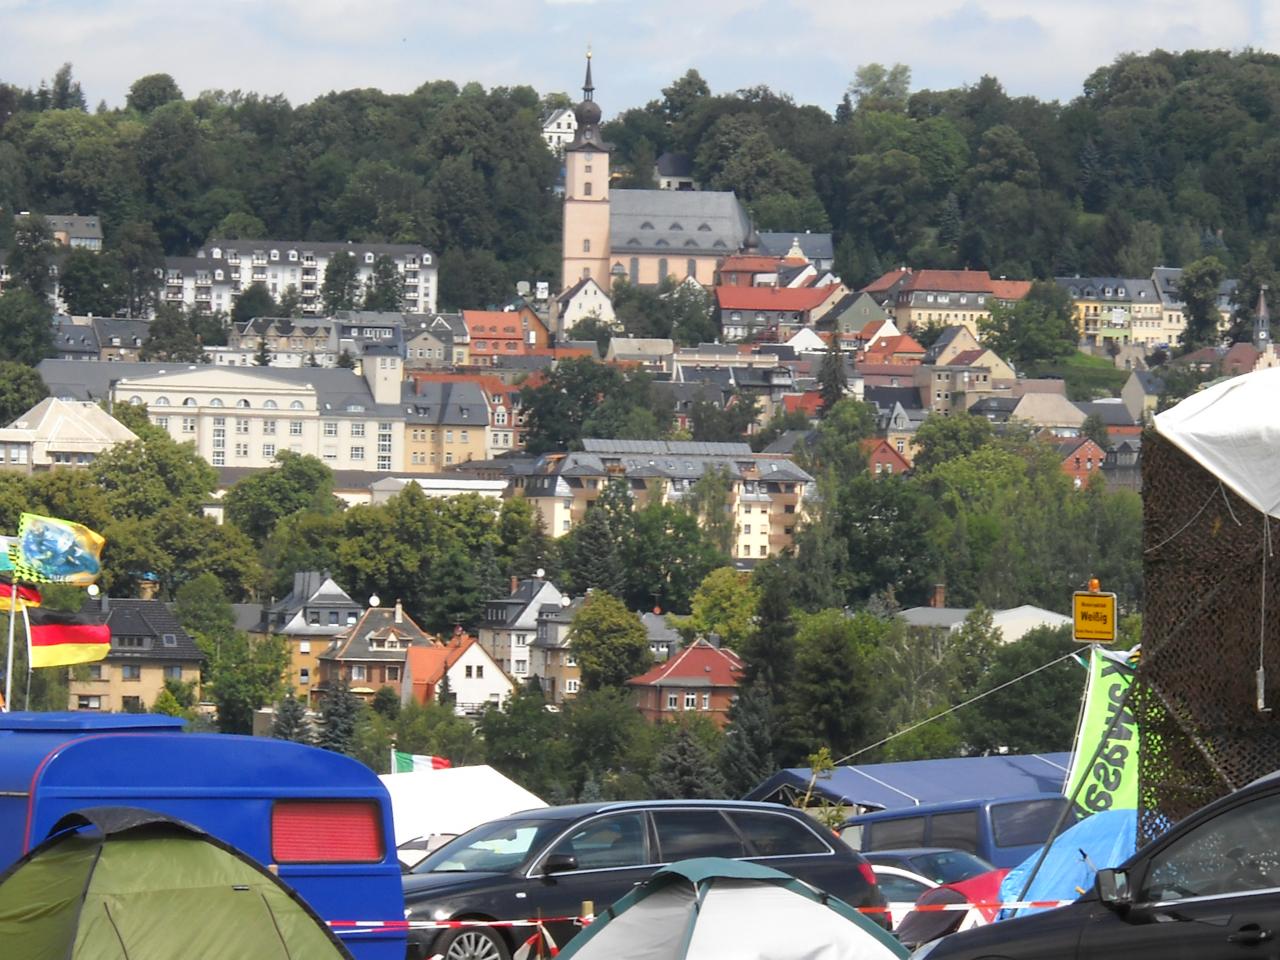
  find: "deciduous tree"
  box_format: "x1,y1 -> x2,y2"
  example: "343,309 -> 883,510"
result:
569,592 -> 652,690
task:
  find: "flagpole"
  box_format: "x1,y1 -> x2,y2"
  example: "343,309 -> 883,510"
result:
22,603 -> 32,711
3,578 -> 16,712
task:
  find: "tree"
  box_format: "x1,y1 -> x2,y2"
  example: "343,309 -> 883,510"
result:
113,222 -> 164,318
785,610 -> 879,757
140,305 -> 205,362
569,592 -> 652,690
59,248 -> 129,316
912,412 -> 994,473
231,282 -> 277,325
318,679 -> 363,756
0,290 -> 54,364
619,502 -> 723,612
174,572 -> 237,648
8,214 -> 56,297
322,251 -> 361,314
1179,256 -> 1228,350
0,361 -> 46,423
371,685 -> 401,720
676,567 -> 759,648
50,63 -> 87,111
720,681 -> 775,797
206,630 -> 288,734
817,338 -> 848,414
127,73 -> 182,114
477,686 -> 569,798
652,724 -> 727,799
661,69 -> 710,124
978,281 -> 1077,366
254,339 -> 271,366
849,63 -> 911,112
1082,413 -> 1111,450
362,254 -> 403,311
683,467 -> 735,556
273,688 -> 313,743
560,505 -> 625,597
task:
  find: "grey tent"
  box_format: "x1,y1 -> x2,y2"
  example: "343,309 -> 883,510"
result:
557,857 -> 907,960
0,806 -> 354,960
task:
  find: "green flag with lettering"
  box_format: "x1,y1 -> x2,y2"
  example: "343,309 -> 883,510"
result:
1065,647 -> 1139,816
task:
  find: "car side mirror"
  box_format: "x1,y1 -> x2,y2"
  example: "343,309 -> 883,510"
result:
542,853 -> 578,876
1095,868 -> 1131,911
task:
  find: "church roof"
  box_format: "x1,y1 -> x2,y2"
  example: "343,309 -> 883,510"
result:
610,190 -> 751,257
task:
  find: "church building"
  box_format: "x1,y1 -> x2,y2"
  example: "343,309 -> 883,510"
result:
560,56 -> 756,293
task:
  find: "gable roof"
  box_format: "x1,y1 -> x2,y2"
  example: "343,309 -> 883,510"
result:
0,397 -> 137,446
859,267 -> 912,294
84,598 -> 203,663
756,232 -> 835,262
627,638 -> 743,688
989,279 -> 1033,300
321,606 -> 434,662
715,285 -> 833,313
1011,392 -> 1087,427
404,634 -> 482,689
610,189 -> 751,256
781,392 -> 823,417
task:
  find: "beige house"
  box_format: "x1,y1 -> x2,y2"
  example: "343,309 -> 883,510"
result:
403,379 -> 491,470
68,597 -> 204,713
405,314 -> 470,369
0,398 -> 136,473
523,439 -> 812,562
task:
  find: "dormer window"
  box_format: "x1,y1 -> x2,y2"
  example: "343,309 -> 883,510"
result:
669,222 -> 683,231
698,223 -> 712,231
365,253 -> 375,264
640,222 -> 654,230
270,249 -> 279,261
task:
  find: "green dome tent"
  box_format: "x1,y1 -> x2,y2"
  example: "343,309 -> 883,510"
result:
0,807 -> 354,960
556,857 -> 908,960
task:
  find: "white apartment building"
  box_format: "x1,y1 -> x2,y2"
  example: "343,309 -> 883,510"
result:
161,239 -> 438,317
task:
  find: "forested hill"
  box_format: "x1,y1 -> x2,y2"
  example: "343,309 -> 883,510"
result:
2,49 -> 1279,306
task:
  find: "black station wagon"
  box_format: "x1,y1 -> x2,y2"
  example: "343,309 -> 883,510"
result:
402,799 -> 887,960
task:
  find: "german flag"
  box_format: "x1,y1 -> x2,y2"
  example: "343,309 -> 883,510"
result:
0,575 -> 41,613
26,608 -> 110,668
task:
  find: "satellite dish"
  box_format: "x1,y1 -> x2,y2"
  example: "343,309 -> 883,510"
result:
560,596 -> 572,608
369,594 -> 381,608
535,568 -> 545,579
87,584 -> 101,597
516,280 -> 531,296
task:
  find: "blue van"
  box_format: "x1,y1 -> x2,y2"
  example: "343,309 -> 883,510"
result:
839,793 -> 1074,869
0,712 -> 405,960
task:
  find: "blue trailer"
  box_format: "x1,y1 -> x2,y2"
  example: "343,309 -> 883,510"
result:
0,712 -> 406,960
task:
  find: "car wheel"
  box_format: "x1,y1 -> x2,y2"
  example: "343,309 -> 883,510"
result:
436,926 -> 510,960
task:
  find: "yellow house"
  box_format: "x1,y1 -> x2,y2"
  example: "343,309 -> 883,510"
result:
402,379 -> 490,470
67,597 -> 204,713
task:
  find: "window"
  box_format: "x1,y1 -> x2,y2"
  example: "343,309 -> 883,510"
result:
77,695 -> 101,710
545,812 -> 650,871
183,398 -> 197,406
290,421 -> 303,436
687,259 -> 697,280
351,423 -> 365,438
234,442 -> 248,457
350,446 -> 365,460
235,418 -> 249,434
684,692 -> 697,709
465,665 -> 473,679
652,809 -> 746,860
289,400 -> 304,410
658,258 -> 668,281
209,398 -> 224,407
1143,794 -> 1280,902
263,419 -> 276,435
583,182 -> 592,196
702,693 -> 710,710
475,665 -> 484,678
299,667 -> 310,684
930,811 -> 981,854
514,659 -> 527,675
351,664 -> 367,681
264,399 -> 278,410
582,238 -> 591,253
515,633 -> 528,647
263,443 -> 276,458
565,678 -> 580,694
729,811 -> 828,857
154,396 -> 171,407
122,664 -> 142,682
387,665 -> 400,681
324,421 -> 338,437
182,417 -> 196,433
164,665 -> 183,680
299,640 -> 311,654
154,416 -> 169,430
865,816 -> 926,849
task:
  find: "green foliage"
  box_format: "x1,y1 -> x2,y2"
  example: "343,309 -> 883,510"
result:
93,428 -> 218,519
224,451 -> 336,543
59,248 -> 129,316
322,251 -> 361,314
979,281 -> 1078,366
396,698 -> 483,765
478,686 -> 569,798
0,290 -> 54,364
1178,255 -> 1228,349
912,412 -> 994,474
318,678 -> 364,757
140,304 -> 205,362
652,723 -> 728,799
720,681 -> 775,797
0,362 -> 47,423
272,689 -> 313,743
1023,351 -> 1129,402
127,73 -> 182,114
569,591 -> 652,690
363,255 -> 403,311
674,567 -> 759,647
1082,413 -> 1111,449
371,685 -> 401,720
786,610 -> 881,757
231,282 -> 277,326
559,505 -> 625,597
9,215 -> 56,297
683,468 -> 736,556
818,339 -> 848,414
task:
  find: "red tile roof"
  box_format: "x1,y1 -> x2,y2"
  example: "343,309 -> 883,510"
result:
627,638 -> 743,688
406,634 -> 478,703
462,310 -> 524,337
866,334 -> 925,356
715,285 -> 833,312
990,279 -> 1033,300
946,349 -> 987,367
782,392 -> 823,417
900,269 -> 995,294
861,267 -> 912,294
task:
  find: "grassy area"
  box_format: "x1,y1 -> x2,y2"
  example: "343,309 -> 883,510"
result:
1024,352 -> 1129,401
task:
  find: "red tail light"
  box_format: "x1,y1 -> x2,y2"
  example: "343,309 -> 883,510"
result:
272,800 -> 384,863
858,860 -> 878,888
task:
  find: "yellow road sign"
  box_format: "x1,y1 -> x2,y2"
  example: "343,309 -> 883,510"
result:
1073,591 -> 1117,644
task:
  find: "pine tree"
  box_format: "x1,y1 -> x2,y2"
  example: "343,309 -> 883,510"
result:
273,688 -> 312,744
567,506 -> 625,596
937,192 -> 962,247
318,679 -> 361,756
652,725 -> 727,799
720,682 -> 776,797
254,339 -> 271,366
817,339 -> 847,415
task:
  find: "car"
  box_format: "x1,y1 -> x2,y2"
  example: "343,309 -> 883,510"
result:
864,848 -> 997,884
401,799 -> 887,960
911,770 -> 1280,959
871,864 -> 938,929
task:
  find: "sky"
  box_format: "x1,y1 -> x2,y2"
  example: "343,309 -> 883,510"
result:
2,0 -> 1277,117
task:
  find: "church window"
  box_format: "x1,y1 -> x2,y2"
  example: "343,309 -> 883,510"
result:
687,259 -> 697,281
583,238 -> 591,253
630,258 -> 639,283
658,259 -> 669,281
640,222 -> 654,230
584,182 -> 592,196
669,222 -> 683,231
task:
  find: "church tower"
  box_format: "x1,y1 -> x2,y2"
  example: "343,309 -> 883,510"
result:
560,53 -> 612,293
1254,285 -> 1271,351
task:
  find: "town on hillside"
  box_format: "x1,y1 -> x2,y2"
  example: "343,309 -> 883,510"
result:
2,41 -> 1280,959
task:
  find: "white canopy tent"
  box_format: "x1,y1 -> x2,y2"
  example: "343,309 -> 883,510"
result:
378,765 -> 546,865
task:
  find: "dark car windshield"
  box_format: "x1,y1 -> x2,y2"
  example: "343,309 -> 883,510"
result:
410,818 -> 563,874
905,850 -> 995,883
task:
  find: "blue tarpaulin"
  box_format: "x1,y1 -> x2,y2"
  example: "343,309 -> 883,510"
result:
744,753 -> 1071,809
998,809 -> 1138,918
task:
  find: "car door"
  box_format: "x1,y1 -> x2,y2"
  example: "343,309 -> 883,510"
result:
727,809 -> 853,899
522,812 -> 653,949
1079,791 -> 1280,960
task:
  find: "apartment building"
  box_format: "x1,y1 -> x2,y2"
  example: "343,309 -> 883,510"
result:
892,270 -> 1032,336
477,577 -> 565,679
405,314 -> 471,368
403,379 -> 490,470
522,439 -> 813,562
163,239 -> 438,316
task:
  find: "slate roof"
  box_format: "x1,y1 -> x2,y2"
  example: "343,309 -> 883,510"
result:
757,232 -> 834,262
52,320 -> 100,357
1076,399 -> 1139,427
200,238 -> 436,261
28,213 -> 103,240
402,379 -> 489,426
610,189 -> 751,256
864,385 -> 924,410
860,267 -> 913,295
1131,370 -> 1165,394
81,598 -> 204,663
93,318 -> 150,349
320,606 -> 434,663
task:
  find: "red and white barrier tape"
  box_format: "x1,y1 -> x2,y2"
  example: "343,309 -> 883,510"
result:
328,901 -> 1075,932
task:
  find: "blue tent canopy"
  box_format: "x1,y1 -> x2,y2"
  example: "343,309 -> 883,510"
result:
744,753 -> 1071,810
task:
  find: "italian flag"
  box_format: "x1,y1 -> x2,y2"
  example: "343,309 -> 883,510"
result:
392,750 -> 452,773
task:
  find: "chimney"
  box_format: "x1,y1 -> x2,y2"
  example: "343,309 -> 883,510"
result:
99,594 -> 110,614
394,599 -> 403,624
929,583 -> 947,608
510,576 -> 519,595
137,577 -> 159,601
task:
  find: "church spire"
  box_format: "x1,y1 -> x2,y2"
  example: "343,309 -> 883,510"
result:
583,50 -> 594,102
567,49 -> 608,152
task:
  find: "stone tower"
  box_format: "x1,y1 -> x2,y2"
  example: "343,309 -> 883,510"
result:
560,53 -> 612,293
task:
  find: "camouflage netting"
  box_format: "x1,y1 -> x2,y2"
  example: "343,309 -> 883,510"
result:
1138,430 -> 1280,843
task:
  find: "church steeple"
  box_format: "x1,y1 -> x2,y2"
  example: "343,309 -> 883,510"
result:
583,50 -> 594,101
1255,285 -> 1271,350
567,51 -> 608,153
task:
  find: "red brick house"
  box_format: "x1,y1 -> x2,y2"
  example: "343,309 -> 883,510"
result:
862,438 -> 912,477
626,639 -> 743,729
1056,437 -> 1108,488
